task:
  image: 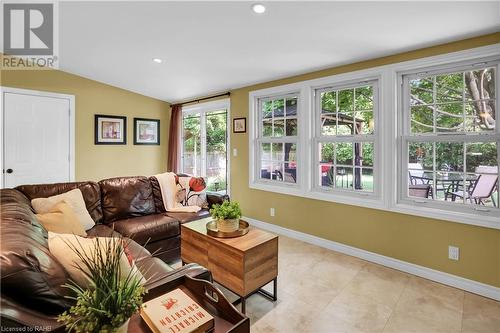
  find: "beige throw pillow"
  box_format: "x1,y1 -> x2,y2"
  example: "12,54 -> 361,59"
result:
48,232 -> 146,288
36,201 -> 87,236
32,189 -> 95,231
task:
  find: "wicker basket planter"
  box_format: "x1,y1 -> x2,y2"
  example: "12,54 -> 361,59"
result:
216,218 -> 240,233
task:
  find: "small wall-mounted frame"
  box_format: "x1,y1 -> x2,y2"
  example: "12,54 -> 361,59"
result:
95,115 -> 127,145
134,118 -> 160,145
233,117 -> 246,133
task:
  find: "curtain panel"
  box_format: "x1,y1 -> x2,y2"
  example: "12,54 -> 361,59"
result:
167,104 -> 181,172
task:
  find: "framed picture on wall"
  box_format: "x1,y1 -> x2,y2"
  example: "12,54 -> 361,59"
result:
95,115 -> 127,145
233,117 -> 246,133
134,118 -> 160,145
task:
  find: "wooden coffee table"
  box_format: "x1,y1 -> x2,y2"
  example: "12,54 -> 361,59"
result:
181,218 -> 278,313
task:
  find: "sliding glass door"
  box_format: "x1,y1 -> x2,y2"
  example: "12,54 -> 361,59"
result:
181,101 -> 229,193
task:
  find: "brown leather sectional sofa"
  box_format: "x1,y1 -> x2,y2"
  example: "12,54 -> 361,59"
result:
0,175 -> 227,330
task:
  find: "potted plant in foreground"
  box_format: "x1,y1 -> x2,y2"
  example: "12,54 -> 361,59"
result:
58,237 -> 146,333
210,200 -> 242,232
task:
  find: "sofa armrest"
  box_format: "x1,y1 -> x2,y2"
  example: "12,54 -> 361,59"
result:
0,296 -> 65,332
143,262 -> 211,292
143,263 -> 212,302
206,192 -> 229,208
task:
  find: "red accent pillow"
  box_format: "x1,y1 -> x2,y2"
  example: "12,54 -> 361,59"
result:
189,177 -> 206,192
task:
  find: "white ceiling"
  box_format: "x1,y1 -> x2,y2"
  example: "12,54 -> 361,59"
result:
59,1 -> 500,103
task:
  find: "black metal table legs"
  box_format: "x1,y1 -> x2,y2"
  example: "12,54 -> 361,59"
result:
232,277 -> 277,314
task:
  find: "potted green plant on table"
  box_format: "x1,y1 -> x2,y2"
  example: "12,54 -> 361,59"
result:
58,237 -> 145,333
210,200 -> 242,233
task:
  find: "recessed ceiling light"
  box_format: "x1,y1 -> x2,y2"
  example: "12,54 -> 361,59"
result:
252,3 -> 266,14
152,58 -> 163,64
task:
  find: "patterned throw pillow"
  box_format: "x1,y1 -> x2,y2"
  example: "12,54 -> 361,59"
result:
177,176 -> 208,208
175,188 -> 186,203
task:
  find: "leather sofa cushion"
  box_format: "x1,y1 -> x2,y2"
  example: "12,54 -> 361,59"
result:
99,176 -> 155,222
86,224 -> 151,262
165,209 -> 210,224
16,181 -> 103,223
145,236 -> 180,255
111,214 -> 179,245
0,189 -> 71,314
86,224 -> 122,238
207,192 -> 230,207
149,176 -> 165,213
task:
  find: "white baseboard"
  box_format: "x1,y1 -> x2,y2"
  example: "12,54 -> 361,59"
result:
243,216 -> 500,301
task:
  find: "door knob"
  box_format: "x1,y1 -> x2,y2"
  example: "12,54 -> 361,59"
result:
5,169 -> 13,174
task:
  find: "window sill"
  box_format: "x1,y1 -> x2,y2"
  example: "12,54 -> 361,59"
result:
249,181 -> 499,229
249,181 -> 385,211
249,181 -> 303,197
391,202 -> 500,230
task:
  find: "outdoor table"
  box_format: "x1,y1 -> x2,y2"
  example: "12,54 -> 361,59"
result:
411,171 -> 478,198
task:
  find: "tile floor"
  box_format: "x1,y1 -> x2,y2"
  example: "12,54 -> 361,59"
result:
209,236 -> 500,333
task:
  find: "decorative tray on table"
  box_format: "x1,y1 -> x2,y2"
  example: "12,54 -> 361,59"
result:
129,275 -> 250,333
206,220 -> 250,238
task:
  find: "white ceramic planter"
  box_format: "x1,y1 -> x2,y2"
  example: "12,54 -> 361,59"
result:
115,318 -> 130,333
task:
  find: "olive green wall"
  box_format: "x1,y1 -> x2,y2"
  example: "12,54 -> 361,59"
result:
229,32 -> 500,287
1,70 -> 170,181
1,33 -> 498,288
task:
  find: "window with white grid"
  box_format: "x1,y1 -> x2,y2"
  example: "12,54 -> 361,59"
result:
314,80 -> 378,196
400,60 -> 499,215
257,93 -> 299,185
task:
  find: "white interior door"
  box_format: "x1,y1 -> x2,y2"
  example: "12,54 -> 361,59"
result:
3,90 -> 73,188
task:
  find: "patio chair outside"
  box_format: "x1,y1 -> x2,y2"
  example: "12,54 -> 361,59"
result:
446,173 -> 498,207
408,184 -> 431,198
408,163 -> 425,185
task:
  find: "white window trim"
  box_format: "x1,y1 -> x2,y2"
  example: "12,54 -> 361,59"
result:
255,92 -> 300,188
180,98 -> 231,195
249,43 -> 500,229
312,78 -> 381,200
397,59 -> 499,222
250,84 -> 309,197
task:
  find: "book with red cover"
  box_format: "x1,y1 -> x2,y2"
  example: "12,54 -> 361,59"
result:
140,288 -> 214,333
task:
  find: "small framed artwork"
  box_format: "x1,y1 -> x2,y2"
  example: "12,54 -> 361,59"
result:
134,118 -> 160,145
95,115 -> 127,145
233,117 -> 246,133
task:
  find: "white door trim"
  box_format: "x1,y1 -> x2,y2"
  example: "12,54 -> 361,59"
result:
180,98 -> 231,195
0,86 -> 76,188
